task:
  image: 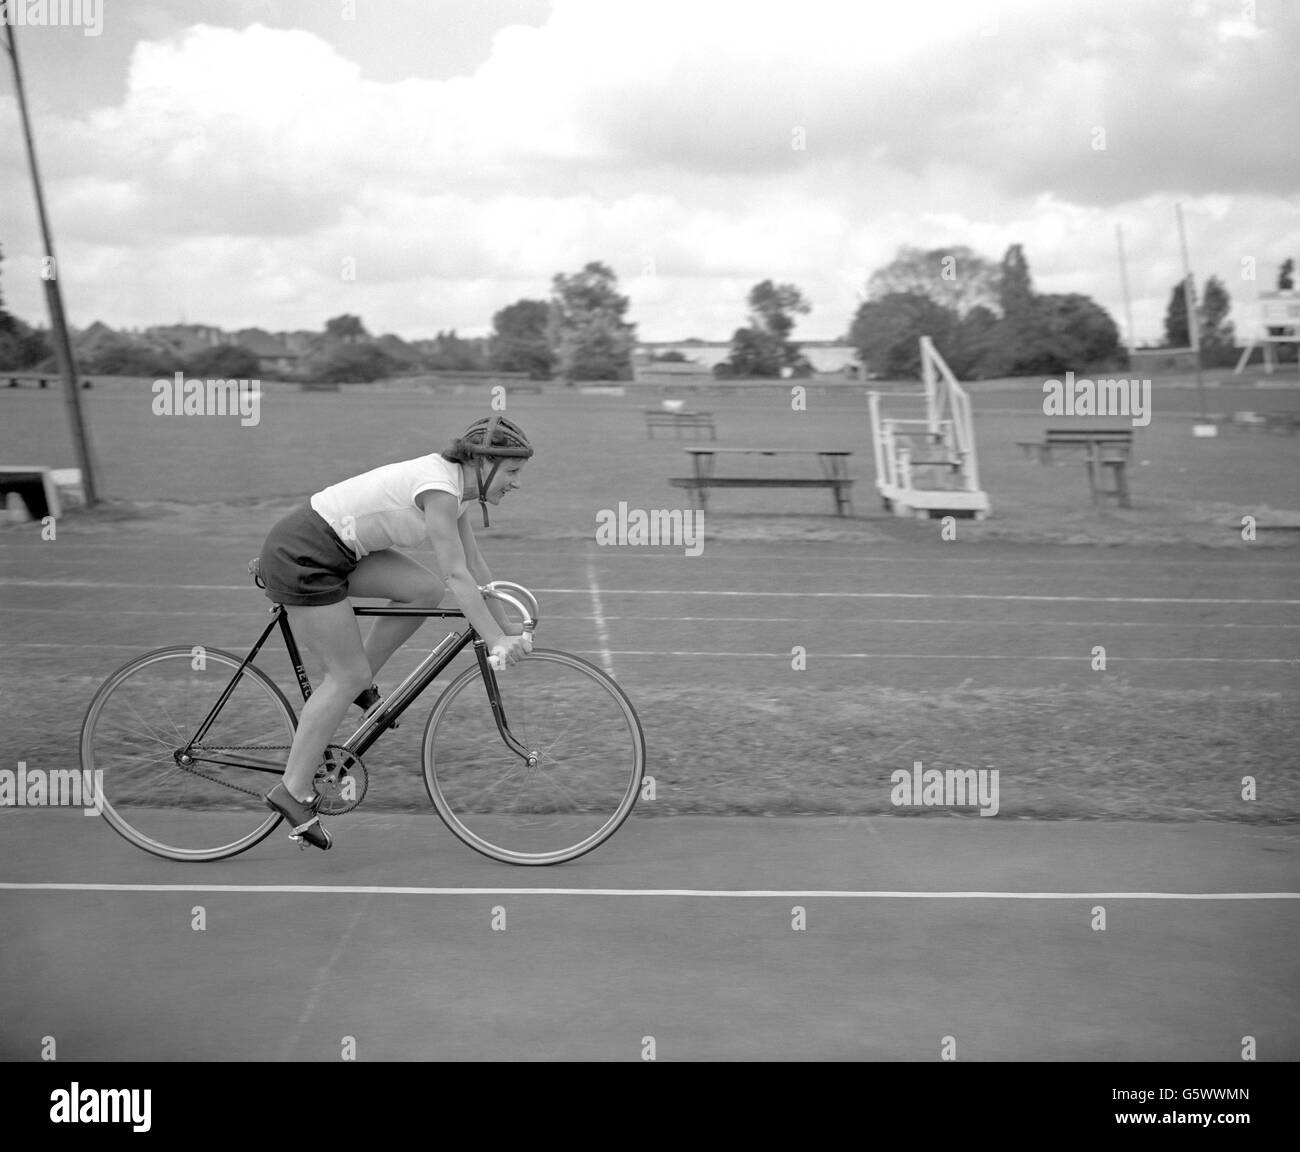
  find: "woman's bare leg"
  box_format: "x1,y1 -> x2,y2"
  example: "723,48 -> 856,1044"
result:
280,601 -> 373,801
347,551 -> 448,681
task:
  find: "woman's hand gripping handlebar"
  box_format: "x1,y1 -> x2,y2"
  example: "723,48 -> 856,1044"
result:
480,581 -> 539,671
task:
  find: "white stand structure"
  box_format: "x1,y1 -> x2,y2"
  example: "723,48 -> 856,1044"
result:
867,336 -> 990,519
1235,290 -> 1300,376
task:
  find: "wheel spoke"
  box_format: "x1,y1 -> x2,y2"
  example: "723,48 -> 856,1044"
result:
83,648 -> 295,861
118,693 -> 186,752
424,650 -> 644,865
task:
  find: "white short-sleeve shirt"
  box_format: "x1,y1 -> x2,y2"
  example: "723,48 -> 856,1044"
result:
310,453 -> 470,559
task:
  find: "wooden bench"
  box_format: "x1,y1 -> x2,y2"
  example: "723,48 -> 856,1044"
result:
7,374 -> 93,389
1219,410 -> 1300,434
669,448 -> 854,516
1017,427 -> 1135,463
1016,428 -> 1134,508
644,409 -> 716,439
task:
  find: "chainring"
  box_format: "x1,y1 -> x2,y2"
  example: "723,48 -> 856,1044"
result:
313,745 -> 368,815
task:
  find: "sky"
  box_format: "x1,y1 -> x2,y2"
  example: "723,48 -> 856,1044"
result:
1,0 -> 1297,347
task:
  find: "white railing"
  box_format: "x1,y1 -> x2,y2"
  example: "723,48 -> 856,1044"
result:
867,336 -> 987,513
919,336 -> 980,493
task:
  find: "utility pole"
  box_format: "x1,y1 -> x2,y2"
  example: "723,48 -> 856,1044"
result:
1174,202 -> 1208,421
3,7 -> 99,505
1115,223 -> 1136,358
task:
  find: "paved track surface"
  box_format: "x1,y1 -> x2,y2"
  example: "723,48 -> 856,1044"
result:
1,814 -> 1297,1061
2,522 -> 1297,1060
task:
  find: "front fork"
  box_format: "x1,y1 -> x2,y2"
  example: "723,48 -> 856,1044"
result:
472,639 -> 538,767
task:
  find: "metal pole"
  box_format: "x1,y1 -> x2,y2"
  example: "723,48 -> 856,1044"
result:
3,10 -> 99,505
1115,223 -> 1136,359
1174,202 -> 1207,420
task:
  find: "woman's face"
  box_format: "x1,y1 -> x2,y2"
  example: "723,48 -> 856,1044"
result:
475,459 -> 527,506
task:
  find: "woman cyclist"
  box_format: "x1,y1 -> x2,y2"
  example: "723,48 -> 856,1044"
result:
256,415 -> 533,850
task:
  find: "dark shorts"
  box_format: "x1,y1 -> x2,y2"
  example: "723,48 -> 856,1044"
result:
259,504 -> 360,607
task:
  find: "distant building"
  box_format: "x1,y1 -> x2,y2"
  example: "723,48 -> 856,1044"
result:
634,339 -> 859,379
799,341 -> 861,375
233,328 -> 300,375
143,324 -> 228,359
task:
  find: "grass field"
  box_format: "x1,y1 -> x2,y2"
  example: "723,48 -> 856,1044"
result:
2,374 -> 1298,823
4,371 -> 1299,546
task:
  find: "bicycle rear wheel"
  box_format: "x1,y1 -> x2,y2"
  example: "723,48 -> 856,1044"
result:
422,649 -> 645,865
80,646 -> 296,861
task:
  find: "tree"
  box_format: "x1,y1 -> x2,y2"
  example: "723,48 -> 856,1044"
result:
305,343 -> 395,383
1164,281 -> 1192,348
867,245 -> 1002,318
1034,294 -> 1124,373
998,244 -> 1053,374
1279,259 -> 1295,291
748,281 -> 809,344
724,280 -> 812,377
724,325 -> 785,377
76,330 -> 172,376
0,243 -> 17,337
489,299 -> 554,378
424,329 -> 487,372
547,262 -> 636,382
946,305 -> 1006,379
847,292 -> 955,378
1198,275 -> 1235,351
0,322 -> 49,370
0,248 -> 52,368
183,344 -> 261,378
323,314 -> 369,343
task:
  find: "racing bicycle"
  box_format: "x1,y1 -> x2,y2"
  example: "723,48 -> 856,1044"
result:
79,568 -> 645,866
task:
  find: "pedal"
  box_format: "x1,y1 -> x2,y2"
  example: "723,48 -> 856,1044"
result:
354,685 -> 396,728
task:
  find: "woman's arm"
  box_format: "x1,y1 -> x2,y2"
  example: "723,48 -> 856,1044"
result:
421,491 -> 515,654
457,511 -> 518,634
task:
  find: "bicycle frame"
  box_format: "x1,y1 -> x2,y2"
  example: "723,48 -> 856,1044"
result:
183,598 -> 533,777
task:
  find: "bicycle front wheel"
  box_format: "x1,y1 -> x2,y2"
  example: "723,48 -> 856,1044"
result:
422,649 -> 645,865
80,646 -> 297,862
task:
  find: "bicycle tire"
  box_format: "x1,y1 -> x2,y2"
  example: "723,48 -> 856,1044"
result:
80,646 -> 297,862
421,649 -> 645,865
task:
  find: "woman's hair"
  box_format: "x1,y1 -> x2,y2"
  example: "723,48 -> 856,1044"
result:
440,438 -> 475,464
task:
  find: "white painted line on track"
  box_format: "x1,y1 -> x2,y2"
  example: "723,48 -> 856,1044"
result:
5,643 -> 1296,664
589,652 -> 1299,664
584,549 -> 615,678
550,589 -> 1300,605
5,606 -> 1298,629
3,578 -> 1297,605
9,538 -> 1299,568
1,883 -> 1296,899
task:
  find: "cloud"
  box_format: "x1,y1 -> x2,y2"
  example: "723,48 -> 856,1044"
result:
0,0 -> 1296,342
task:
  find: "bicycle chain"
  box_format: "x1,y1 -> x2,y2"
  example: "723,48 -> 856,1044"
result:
175,744 -> 361,809
175,746 -> 293,800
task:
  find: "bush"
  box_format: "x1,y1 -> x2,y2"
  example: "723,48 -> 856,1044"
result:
304,342 -> 396,384
79,335 -> 173,377
0,323 -> 50,371
848,292 -> 954,378
183,344 -> 261,378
